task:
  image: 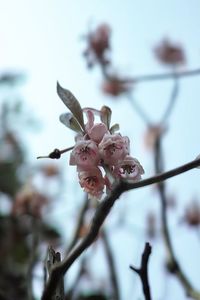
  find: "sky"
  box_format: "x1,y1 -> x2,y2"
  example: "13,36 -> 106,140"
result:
0,1 -> 200,299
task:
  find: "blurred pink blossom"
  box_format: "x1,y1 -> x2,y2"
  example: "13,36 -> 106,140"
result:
154,38 -> 185,66
102,76 -> 132,97
144,125 -> 166,150
183,201 -> 200,227
12,184 -> 47,218
83,23 -> 111,68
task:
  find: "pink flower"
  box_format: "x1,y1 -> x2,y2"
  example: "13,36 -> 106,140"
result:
113,155 -> 144,181
70,140 -> 100,168
78,167 -> 105,198
83,23 -> 111,68
88,123 -> 108,143
85,109 -> 108,143
102,75 -> 132,97
154,38 -> 185,66
98,133 -> 130,165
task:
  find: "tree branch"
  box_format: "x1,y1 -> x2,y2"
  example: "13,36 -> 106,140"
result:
154,137 -> 200,300
66,194 -> 89,255
41,157 -> 200,300
161,74 -> 179,123
123,68 -> 200,84
101,229 -> 120,300
130,242 -> 152,300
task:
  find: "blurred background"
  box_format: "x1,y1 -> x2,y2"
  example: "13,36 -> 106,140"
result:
0,1 -> 200,299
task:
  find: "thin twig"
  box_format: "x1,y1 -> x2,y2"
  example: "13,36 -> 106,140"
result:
27,218 -> 39,300
124,68 -> 200,83
66,194 -> 89,255
101,229 -> 120,300
130,242 -> 152,300
154,137 -> 200,300
126,93 -> 151,126
41,157 -> 200,300
161,74 -> 179,123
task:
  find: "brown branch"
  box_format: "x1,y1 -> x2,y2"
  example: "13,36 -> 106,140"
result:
154,137 -> 200,300
101,229 -> 120,300
66,194 -> 90,255
46,247 -> 65,300
41,157 -> 200,300
130,242 -> 152,300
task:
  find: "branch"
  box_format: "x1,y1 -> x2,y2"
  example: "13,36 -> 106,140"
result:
130,242 -> 152,300
124,68 -> 200,83
41,157 -> 200,300
66,194 -> 89,254
45,247 -> 65,300
161,74 -> 179,123
101,229 -> 120,300
27,218 -> 39,300
154,138 -> 200,300
126,93 -> 151,126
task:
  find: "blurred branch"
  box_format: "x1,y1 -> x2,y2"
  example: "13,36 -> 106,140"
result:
122,68 -> 200,83
154,137 -> 200,300
41,157 -> 200,300
126,93 -> 151,125
130,242 -> 152,300
27,218 -> 39,300
161,74 -> 179,123
101,229 -> 120,300
66,194 -> 89,255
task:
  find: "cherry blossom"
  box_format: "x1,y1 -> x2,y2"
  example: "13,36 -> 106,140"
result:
112,155 -> 144,181
85,109 -> 108,143
70,140 -> 100,168
78,167 -> 105,198
98,133 -> 130,165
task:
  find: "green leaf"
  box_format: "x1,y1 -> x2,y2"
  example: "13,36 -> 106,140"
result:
110,123 -> 120,134
100,106 -> 112,129
57,82 -> 85,131
59,113 -> 84,133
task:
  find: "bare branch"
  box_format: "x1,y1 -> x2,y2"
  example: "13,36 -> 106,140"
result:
41,157 -> 200,300
154,137 -> 200,300
130,242 -> 152,300
66,194 -> 90,255
101,229 -> 120,300
123,68 -> 200,83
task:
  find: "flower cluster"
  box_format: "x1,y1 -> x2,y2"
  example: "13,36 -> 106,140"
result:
69,109 -> 143,199
56,84 -> 144,200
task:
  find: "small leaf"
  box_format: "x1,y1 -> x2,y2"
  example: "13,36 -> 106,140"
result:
100,106 -> 112,129
110,123 -> 120,134
195,154 -> 200,168
57,82 -> 85,131
59,113 -> 84,133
